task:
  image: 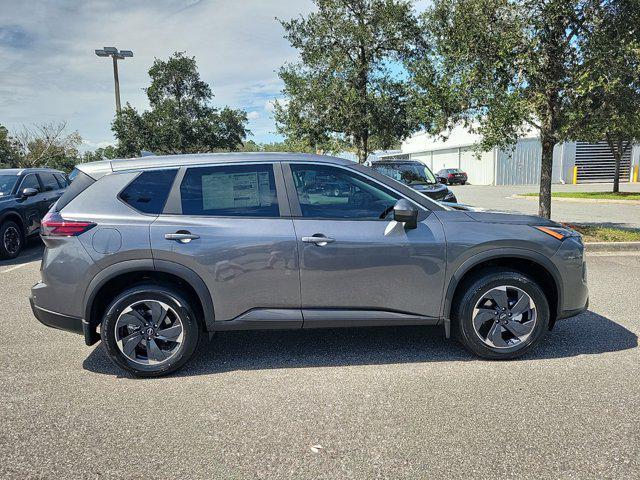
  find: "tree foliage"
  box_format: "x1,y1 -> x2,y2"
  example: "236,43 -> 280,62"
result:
0,122 -> 82,172
410,0 -> 591,218
81,145 -> 118,163
0,125 -> 20,168
567,0 -> 640,192
112,52 -> 249,158
275,0 -> 422,163
239,139 -> 316,153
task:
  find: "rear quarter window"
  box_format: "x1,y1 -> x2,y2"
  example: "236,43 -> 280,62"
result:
119,169 -> 178,214
55,170 -> 96,211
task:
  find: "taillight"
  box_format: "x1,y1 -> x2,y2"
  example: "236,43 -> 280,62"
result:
448,173 -> 454,178
41,211 -> 96,237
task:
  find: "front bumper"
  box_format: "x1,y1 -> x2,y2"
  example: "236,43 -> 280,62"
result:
558,297 -> 589,320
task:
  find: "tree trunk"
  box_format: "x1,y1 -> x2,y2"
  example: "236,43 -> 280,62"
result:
605,135 -> 626,193
538,136 -> 554,219
354,133 -> 369,164
613,151 -> 621,193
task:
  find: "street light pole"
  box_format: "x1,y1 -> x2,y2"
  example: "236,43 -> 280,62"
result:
112,55 -> 121,113
95,47 -> 133,115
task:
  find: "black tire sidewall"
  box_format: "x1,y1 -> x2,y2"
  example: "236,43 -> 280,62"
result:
0,220 -> 23,259
454,271 -> 549,359
100,284 -> 200,377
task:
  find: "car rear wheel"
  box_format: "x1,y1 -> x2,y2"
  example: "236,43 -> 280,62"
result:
0,220 -> 23,259
100,284 -> 201,377
453,269 -> 549,359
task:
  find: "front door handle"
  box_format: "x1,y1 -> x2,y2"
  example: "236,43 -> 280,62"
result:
302,234 -> 335,246
165,231 -> 200,243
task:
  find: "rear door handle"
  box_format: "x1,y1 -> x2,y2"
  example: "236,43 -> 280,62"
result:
302,235 -> 335,246
165,231 -> 200,243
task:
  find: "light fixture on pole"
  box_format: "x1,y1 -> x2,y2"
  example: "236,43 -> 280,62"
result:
95,47 -> 133,114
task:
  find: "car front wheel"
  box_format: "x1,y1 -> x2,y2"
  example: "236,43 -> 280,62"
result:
100,284 -> 201,377
0,220 -> 23,259
453,270 -> 549,359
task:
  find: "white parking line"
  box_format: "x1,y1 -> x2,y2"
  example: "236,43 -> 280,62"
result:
0,263 -> 32,274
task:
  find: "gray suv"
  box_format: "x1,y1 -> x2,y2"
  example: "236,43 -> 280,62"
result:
30,153 -> 588,377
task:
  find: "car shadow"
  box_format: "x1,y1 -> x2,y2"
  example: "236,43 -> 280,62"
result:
0,238 -> 43,268
83,310 -> 637,378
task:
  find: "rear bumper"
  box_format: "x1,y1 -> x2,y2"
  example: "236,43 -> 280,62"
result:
30,294 -> 83,335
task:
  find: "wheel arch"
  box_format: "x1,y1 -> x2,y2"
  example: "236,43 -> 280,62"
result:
83,259 -> 214,345
444,248 -> 562,330
0,210 -> 26,236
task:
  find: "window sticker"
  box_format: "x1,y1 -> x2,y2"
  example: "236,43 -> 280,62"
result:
202,171 -> 272,210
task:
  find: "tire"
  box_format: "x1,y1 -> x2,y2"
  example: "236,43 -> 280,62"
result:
452,269 -> 549,359
100,284 -> 201,377
0,220 -> 23,260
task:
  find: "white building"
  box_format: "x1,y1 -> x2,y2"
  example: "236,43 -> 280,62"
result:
380,125 -> 640,185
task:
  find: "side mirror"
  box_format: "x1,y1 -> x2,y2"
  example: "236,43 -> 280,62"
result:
438,176 -> 447,184
21,188 -> 38,198
393,198 -> 418,229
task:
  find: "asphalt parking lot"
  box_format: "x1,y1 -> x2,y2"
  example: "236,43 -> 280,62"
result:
449,182 -> 640,229
1,246 -> 638,479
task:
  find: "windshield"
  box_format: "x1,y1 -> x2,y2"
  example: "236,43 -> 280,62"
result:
0,174 -> 18,196
372,163 -> 437,185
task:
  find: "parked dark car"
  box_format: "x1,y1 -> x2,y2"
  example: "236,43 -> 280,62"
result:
30,153 -> 588,377
0,168 -> 68,259
436,168 -> 468,185
370,159 -> 457,203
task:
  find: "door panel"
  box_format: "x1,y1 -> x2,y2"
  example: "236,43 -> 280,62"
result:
38,172 -> 64,214
150,217 -> 300,321
285,162 -> 446,319
16,174 -> 44,235
293,215 -> 446,317
150,162 -> 300,322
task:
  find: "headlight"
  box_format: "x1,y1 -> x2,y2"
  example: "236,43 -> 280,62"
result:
444,191 -> 455,200
533,225 -> 581,241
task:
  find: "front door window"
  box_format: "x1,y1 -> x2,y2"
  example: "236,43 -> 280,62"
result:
290,164 -> 399,219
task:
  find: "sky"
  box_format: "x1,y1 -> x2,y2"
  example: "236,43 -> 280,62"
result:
0,0 -> 428,152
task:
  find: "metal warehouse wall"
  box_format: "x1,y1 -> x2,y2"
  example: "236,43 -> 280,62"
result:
496,139 -> 563,185
409,147 -> 495,185
460,147 -> 494,185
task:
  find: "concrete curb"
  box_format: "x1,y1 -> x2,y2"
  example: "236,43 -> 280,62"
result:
511,194 -> 640,205
585,241 -> 640,252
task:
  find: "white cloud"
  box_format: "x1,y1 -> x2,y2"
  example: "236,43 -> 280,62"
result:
0,0 -> 430,150
0,0 -> 315,149
247,111 -> 260,120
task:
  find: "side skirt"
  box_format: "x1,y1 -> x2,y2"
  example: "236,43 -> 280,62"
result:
211,308 -> 440,332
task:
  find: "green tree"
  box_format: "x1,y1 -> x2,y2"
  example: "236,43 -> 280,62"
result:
275,0 -> 422,163
0,125 -> 20,168
112,52 -> 249,157
410,0 -> 591,219
567,0 -> 640,193
239,139 -> 316,153
82,145 -> 118,163
12,122 -> 82,172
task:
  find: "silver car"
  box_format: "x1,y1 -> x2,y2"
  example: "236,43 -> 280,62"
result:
30,153 -> 589,377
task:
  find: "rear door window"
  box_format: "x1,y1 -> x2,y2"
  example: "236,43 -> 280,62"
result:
180,164 -> 279,217
39,172 -> 61,192
53,173 -> 69,187
119,169 -> 178,214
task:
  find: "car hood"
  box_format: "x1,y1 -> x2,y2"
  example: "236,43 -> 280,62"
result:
464,211 -> 559,226
409,183 -> 451,199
